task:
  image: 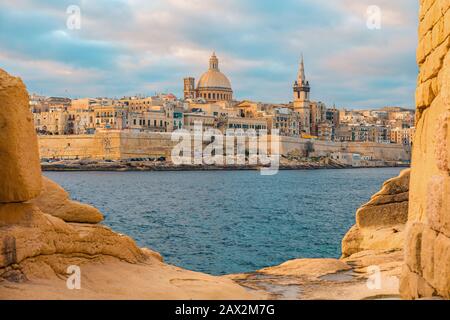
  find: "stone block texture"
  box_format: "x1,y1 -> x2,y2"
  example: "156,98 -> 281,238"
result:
400,0 -> 450,299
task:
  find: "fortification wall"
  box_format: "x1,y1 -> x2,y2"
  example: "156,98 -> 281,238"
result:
38,131 -> 122,160
119,132 -> 175,159
38,131 -> 411,161
400,0 -> 450,299
345,142 -> 411,161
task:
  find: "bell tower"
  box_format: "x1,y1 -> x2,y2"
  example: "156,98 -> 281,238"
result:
293,55 -> 311,134
183,77 -> 195,100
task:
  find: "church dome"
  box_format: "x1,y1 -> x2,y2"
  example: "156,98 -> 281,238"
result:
196,53 -> 232,90
197,70 -> 232,89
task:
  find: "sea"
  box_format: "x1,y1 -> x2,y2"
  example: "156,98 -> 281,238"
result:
44,167 -> 403,275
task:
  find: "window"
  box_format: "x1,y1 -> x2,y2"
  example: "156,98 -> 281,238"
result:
133,119 -> 136,125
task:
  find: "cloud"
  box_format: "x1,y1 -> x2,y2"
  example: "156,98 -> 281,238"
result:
0,0 -> 419,108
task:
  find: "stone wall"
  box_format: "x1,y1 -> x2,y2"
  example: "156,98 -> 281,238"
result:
38,131 -> 411,162
38,131 -> 122,160
38,131 -> 172,160
400,0 -> 450,299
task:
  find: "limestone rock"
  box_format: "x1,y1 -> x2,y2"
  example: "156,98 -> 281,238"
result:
356,202 -> 408,228
227,250 -> 403,300
258,258 -> 351,278
0,202 -> 263,300
1,255 -> 263,300
342,225 -> 405,258
30,176 -> 103,224
0,69 -> 41,203
356,169 -> 410,228
433,233 -> 450,298
400,0 -> 450,299
141,247 -> 164,262
371,169 -> 410,197
341,225 -> 363,257
0,202 -> 145,272
341,169 -> 410,258
400,266 -> 437,300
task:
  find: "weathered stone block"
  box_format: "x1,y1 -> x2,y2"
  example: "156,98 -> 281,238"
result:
400,266 -> 437,299
419,38 -> 449,82
431,18 -> 446,49
440,177 -> 450,238
426,175 -> 445,231
401,0 -> 450,300
444,8 -> 450,39
420,0 -> 437,23
433,233 -> 450,298
404,223 -> 425,274
356,201 -> 408,228
437,0 -> 450,14
0,69 -> 42,203
421,226 -> 438,283
416,79 -> 435,108
420,1 -> 443,40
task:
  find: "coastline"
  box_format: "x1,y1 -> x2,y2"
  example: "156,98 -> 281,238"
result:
41,159 -> 410,172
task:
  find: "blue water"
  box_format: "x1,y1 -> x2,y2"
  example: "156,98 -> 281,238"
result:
44,168 -> 402,275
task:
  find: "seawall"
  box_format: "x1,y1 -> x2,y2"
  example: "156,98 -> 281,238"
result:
38,131 -> 411,162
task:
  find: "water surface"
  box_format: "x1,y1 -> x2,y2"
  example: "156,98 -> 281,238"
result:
45,168 -> 402,275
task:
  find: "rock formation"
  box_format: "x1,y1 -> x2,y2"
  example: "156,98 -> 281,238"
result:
400,0 -> 450,300
0,69 -> 41,202
0,68 -> 261,300
30,176 -> 104,224
341,169 -> 409,257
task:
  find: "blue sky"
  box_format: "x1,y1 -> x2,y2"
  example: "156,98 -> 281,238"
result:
0,0 -> 419,108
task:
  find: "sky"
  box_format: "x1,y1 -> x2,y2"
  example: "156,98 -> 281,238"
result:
0,0 -> 420,108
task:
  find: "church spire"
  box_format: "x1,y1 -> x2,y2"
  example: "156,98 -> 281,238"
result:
298,54 -> 305,84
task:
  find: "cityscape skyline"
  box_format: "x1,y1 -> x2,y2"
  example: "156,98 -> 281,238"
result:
0,0 -> 419,108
